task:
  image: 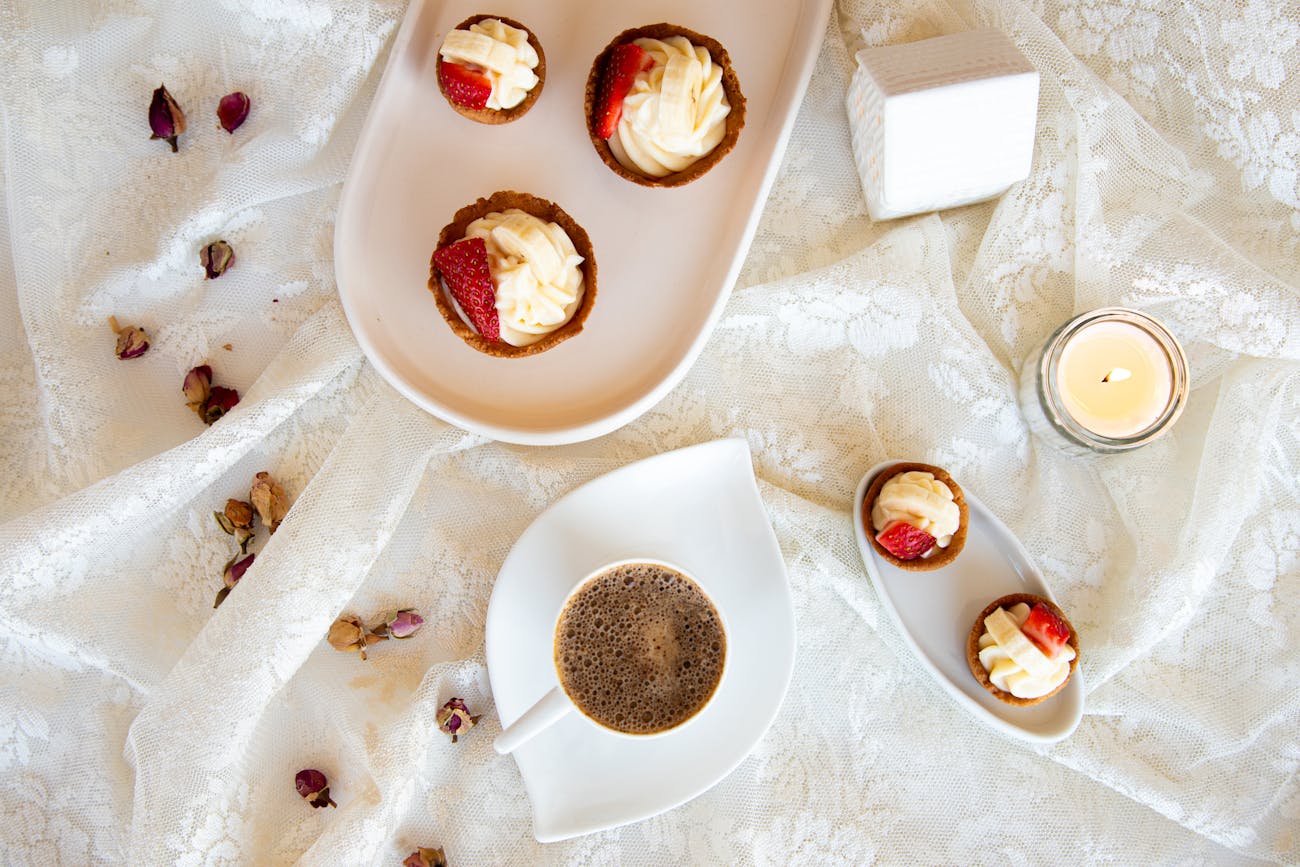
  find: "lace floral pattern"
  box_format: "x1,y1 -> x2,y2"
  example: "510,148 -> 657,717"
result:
1,0 -> 1297,864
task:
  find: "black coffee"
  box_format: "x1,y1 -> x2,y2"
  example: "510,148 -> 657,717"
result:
554,562 -> 726,735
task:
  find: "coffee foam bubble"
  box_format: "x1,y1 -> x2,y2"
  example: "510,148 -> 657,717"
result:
555,563 -> 725,734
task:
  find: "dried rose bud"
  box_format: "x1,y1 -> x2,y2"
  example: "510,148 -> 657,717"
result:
403,848 -> 447,867
203,386 -> 240,424
327,615 -> 386,660
374,609 -> 424,639
215,498 -> 256,550
217,91 -> 250,133
436,698 -> 480,744
108,316 -> 150,359
250,471 -> 289,534
183,365 -> 212,411
294,769 -> 337,809
149,83 -> 186,152
212,553 -> 254,608
200,240 -> 234,279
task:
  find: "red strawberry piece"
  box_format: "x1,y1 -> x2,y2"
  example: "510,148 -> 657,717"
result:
433,237 -> 500,342
875,520 -> 937,561
1021,602 -> 1071,657
593,43 -> 655,139
440,60 -> 492,110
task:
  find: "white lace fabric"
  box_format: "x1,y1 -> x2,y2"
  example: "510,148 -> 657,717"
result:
1,0 -> 1297,864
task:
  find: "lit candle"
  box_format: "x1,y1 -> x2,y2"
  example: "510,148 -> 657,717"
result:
1018,308 -> 1189,454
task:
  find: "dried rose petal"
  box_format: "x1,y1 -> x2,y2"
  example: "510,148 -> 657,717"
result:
203,386 -> 240,424
183,365 -> 212,410
200,240 -> 234,279
149,83 -> 186,153
374,609 -> 424,639
403,848 -> 447,867
217,91 -> 250,133
327,615 -> 386,660
250,472 -> 289,534
294,769 -> 337,809
436,698 -> 480,744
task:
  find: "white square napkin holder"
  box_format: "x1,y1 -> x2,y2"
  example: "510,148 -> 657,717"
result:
846,28 -> 1039,221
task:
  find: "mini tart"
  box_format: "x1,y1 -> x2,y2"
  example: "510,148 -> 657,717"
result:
584,23 -> 746,187
861,461 -> 969,572
437,14 -> 546,124
966,593 -> 1080,707
429,190 -> 596,358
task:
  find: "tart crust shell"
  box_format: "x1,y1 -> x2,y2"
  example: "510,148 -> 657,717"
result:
966,593 -> 1080,707
584,23 -> 746,187
861,462 -> 969,571
429,190 -> 596,358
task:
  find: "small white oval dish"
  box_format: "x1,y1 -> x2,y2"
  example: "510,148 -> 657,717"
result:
852,461 -> 1084,743
486,439 -> 795,841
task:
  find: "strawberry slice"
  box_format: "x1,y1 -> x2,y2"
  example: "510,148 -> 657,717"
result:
440,60 -> 492,110
1021,603 -> 1071,657
875,520 -> 936,561
432,237 -> 500,342
593,43 -> 655,139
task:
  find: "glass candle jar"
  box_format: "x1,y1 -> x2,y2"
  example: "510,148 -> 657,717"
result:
1018,308 -> 1189,455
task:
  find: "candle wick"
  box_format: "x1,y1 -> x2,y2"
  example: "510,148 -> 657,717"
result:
1102,367 -> 1132,383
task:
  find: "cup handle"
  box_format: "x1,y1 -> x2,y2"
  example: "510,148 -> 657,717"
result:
493,686 -> 574,755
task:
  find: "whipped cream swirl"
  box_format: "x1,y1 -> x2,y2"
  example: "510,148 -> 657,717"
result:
608,36 -> 730,178
439,19 -> 539,110
977,603 -> 1076,699
870,470 -> 960,549
462,210 -> 584,347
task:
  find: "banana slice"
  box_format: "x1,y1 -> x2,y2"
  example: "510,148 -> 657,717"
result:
657,52 -> 702,140
984,607 -> 1055,679
491,214 -> 562,285
441,30 -> 518,75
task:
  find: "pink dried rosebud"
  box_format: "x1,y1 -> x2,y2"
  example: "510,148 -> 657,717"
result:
149,83 -> 186,152
375,609 -> 424,639
294,769 -> 336,809
183,365 -> 212,410
217,91 -> 250,133
109,316 -> 150,359
250,471 -> 289,534
436,698 -> 481,744
200,240 -> 234,279
213,552 -> 254,608
327,615 -> 386,660
403,847 -> 447,867
203,386 -> 240,424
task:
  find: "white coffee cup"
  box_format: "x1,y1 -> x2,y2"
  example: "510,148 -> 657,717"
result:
494,558 -> 729,755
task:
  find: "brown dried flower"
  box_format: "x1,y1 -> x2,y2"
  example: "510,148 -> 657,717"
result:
109,316 -> 150,359
436,698 -> 480,744
183,365 -> 240,424
214,498 -> 256,551
200,240 -> 234,279
149,83 -> 186,152
327,615 -> 386,660
403,848 -> 447,867
250,471 -> 288,534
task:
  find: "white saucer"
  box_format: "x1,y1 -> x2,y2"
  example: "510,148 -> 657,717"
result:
852,461 -> 1084,743
485,439 -> 795,841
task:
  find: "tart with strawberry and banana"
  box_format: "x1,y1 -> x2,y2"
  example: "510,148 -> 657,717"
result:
862,462 -> 968,571
429,191 -> 596,358
967,593 -> 1079,706
585,23 -> 746,187
437,15 -> 545,123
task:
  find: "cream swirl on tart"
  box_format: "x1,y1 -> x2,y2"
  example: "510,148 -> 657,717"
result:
870,470 -> 961,551
461,210 -> 584,347
608,35 -> 731,178
439,18 -> 540,110
977,602 -> 1076,699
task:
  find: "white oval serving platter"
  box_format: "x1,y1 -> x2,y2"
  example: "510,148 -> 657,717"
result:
334,0 -> 833,444
485,439 -> 795,841
852,461 -> 1084,743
